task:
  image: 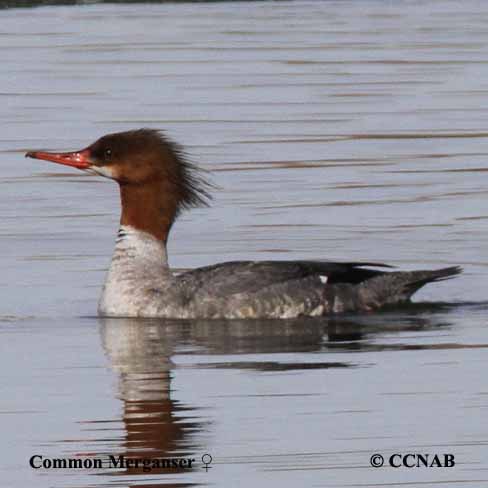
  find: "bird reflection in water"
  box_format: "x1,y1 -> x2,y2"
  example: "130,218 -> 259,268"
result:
99,317 -> 201,480
87,307 -> 455,484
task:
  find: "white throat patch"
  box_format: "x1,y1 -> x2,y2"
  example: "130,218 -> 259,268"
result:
86,165 -> 116,179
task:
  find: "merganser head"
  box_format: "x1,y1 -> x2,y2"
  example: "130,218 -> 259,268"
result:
26,129 -> 211,242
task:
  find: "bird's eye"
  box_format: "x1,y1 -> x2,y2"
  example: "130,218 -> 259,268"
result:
104,148 -> 112,160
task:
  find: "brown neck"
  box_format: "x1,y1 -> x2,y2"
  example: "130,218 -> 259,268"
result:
119,179 -> 177,243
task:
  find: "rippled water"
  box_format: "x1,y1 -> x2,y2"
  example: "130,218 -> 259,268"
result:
1,0 -> 488,486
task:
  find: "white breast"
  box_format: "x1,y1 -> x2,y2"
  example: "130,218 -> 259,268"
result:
98,226 -> 170,317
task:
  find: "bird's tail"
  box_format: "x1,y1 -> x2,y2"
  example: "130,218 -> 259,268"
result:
358,266 -> 462,309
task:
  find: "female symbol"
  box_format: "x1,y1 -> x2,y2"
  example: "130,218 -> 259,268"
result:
201,453 -> 213,472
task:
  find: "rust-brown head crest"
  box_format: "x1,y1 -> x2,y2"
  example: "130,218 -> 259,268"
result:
26,128 -> 213,241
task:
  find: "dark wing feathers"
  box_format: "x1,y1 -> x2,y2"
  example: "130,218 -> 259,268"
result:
178,260 -> 388,297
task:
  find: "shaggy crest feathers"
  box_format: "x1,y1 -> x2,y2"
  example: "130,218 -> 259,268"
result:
153,130 -> 214,216
94,128 -> 213,217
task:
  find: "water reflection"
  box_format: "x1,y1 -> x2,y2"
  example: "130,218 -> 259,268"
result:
98,308 -> 458,437
100,305 -> 465,388
99,318 -> 201,481
51,301 -> 487,487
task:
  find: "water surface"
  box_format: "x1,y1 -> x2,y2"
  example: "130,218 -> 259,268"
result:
1,1 -> 487,487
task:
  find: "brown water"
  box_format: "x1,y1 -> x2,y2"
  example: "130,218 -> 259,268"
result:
1,1 -> 488,486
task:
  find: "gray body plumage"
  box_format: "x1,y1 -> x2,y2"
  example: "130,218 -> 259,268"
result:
98,226 -> 461,319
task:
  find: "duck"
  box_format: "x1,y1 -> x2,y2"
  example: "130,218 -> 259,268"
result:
26,129 -> 461,319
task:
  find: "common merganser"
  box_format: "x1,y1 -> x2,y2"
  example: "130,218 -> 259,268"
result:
26,129 -> 461,319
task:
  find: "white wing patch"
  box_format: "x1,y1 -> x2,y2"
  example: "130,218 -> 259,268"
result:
319,275 -> 328,284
